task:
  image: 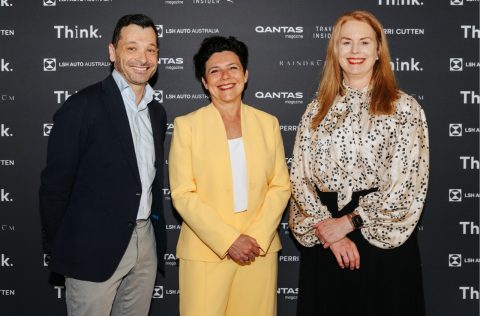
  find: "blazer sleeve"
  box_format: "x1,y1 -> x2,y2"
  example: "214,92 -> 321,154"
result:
39,94 -> 88,252
244,118 -> 291,253
168,116 -> 241,258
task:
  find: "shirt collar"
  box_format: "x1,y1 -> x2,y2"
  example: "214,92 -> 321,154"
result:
342,80 -> 371,98
112,70 -> 154,111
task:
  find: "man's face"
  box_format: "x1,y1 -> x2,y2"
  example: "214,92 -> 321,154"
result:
108,24 -> 158,89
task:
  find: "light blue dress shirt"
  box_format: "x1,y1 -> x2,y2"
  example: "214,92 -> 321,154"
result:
112,70 -> 156,220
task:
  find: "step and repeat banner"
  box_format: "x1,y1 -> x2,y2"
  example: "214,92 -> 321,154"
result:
0,0 -> 478,315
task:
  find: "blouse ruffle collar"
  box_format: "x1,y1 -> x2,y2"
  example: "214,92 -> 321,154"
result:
322,82 -> 370,133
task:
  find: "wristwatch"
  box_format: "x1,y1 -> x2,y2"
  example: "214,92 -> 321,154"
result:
348,211 -> 364,229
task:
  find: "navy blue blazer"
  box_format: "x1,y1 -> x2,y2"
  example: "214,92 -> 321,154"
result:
39,75 -> 167,282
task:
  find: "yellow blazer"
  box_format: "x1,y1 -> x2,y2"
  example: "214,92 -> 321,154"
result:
169,103 -> 291,262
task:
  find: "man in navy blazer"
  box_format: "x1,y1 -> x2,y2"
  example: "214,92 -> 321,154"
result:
39,14 -> 166,316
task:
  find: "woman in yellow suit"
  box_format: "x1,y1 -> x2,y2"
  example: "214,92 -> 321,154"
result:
168,36 -> 291,316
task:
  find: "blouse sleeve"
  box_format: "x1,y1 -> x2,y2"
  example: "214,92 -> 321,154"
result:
289,101 -> 332,247
356,96 -> 430,249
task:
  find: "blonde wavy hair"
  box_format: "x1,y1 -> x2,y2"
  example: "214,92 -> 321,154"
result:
311,10 -> 399,129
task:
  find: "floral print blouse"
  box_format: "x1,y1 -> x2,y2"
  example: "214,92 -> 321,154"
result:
289,85 -> 429,249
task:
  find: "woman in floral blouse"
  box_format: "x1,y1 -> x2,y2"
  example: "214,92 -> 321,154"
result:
289,10 -> 429,316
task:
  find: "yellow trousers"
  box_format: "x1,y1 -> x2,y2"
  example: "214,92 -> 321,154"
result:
179,252 -> 278,316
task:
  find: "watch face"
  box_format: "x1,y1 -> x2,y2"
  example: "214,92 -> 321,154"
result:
352,215 -> 363,228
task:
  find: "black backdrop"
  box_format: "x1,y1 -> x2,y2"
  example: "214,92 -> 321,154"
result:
0,0 -> 479,315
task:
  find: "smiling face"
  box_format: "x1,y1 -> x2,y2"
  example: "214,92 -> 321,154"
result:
108,24 -> 158,91
201,50 -> 248,106
337,20 -> 379,88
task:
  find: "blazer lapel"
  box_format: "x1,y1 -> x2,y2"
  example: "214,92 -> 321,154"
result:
101,75 -> 141,186
240,104 -> 254,210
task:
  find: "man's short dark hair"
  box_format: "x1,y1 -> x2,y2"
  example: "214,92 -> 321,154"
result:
193,36 -> 248,81
111,14 -> 157,47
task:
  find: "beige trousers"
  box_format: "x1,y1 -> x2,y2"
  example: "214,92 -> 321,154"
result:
65,219 -> 157,316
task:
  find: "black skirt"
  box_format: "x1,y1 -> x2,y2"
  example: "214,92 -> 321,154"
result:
296,189 -> 425,316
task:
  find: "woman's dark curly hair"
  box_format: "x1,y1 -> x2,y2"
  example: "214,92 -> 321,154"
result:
193,36 -> 248,81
